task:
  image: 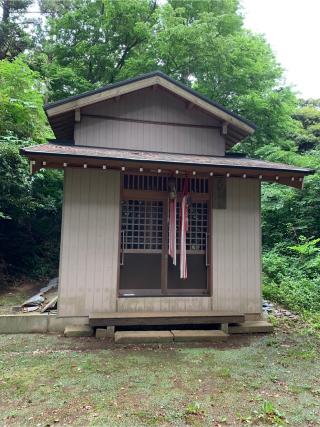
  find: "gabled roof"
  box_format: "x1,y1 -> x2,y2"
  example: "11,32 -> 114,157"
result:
45,71 -> 256,146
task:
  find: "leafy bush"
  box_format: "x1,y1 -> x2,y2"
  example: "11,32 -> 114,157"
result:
263,239 -> 320,317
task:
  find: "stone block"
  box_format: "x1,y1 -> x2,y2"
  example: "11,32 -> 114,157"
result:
171,329 -> 228,342
95,328 -> 107,339
115,330 -> 173,344
64,325 -> 93,337
229,321 -> 273,334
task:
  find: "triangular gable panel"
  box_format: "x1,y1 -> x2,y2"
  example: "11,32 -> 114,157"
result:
45,72 -> 256,145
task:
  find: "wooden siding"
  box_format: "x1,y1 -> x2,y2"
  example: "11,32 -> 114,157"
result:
58,168 -> 120,317
58,173 -> 261,317
211,178 -> 261,314
117,297 -> 212,312
74,88 -> 225,156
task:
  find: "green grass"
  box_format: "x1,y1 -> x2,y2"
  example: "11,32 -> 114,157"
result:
0,323 -> 319,426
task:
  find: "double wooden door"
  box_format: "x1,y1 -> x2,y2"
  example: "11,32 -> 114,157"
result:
119,196 -> 210,297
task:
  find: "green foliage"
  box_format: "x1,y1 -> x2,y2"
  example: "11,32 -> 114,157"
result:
0,0 -> 319,318
263,240 -> 320,316
0,134 -> 63,279
31,0 -> 297,156
33,0 -> 158,100
0,58 -> 50,141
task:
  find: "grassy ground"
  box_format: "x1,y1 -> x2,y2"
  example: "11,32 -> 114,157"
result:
0,279 -> 43,315
0,320 -> 319,426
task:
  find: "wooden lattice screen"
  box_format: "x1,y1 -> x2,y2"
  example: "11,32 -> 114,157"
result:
121,200 -> 163,252
123,174 -> 208,193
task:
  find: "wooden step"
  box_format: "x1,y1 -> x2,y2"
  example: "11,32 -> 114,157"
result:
115,330 -> 173,344
89,311 -> 245,327
114,329 -> 229,344
171,329 -> 228,342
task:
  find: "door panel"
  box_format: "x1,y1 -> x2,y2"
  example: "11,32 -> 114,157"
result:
167,254 -> 207,291
120,254 -> 161,291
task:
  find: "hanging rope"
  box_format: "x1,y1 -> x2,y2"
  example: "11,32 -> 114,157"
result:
168,177 -> 177,266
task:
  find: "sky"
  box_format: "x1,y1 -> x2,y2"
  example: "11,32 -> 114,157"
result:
3,0 -> 319,99
241,0 -> 320,99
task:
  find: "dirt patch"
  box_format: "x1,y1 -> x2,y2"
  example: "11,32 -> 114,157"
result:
0,278 -> 45,314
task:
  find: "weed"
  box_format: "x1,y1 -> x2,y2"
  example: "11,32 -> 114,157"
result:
217,367 -> 231,378
184,401 -> 203,416
252,400 -> 287,426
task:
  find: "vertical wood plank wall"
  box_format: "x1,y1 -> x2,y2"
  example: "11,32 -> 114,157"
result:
74,88 -> 225,156
58,172 -> 261,317
211,178 -> 261,314
58,168 -> 120,317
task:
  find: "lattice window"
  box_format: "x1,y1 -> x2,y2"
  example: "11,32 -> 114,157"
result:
176,201 -> 208,252
123,174 -> 208,193
121,200 -> 163,251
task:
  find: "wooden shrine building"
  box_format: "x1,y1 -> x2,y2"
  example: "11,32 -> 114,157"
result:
21,71 -> 312,331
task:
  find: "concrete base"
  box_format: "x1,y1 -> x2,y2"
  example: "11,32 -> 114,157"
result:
48,315 -> 88,333
0,314 -> 48,334
244,313 -> 263,321
106,326 -> 115,338
115,330 -> 173,344
0,314 -> 89,334
229,321 -> 273,334
171,330 -> 228,342
95,328 -> 107,339
64,325 -> 93,337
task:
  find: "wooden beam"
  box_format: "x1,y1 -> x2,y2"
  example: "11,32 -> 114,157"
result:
24,154 -> 306,189
222,122 -> 228,135
75,108 -> 81,122
212,176 -> 227,209
89,311 -> 245,327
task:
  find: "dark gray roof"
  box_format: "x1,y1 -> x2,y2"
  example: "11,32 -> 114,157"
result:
21,141 -> 313,176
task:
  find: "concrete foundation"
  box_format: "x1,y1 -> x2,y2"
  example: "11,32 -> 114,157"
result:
0,314 -> 48,334
229,321 -> 273,334
0,314 -> 89,334
64,325 -> 93,337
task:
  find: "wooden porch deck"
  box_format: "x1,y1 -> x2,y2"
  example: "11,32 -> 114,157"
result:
89,311 -> 245,327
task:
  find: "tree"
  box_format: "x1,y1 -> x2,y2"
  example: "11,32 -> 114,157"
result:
0,58 -> 60,280
32,0 -> 157,100
0,134 -> 63,279
31,0 -> 297,155
0,0 -> 33,60
258,100 -> 320,249
0,57 -> 50,141
292,99 -> 320,152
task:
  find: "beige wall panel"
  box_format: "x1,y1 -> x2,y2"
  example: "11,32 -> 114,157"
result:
211,178 -> 261,314
116,297 -> 213,312
74,88 -> 225,156
58,168 -> 120,317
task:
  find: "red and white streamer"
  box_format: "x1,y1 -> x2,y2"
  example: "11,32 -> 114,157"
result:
168,197 -> 177,265
180,178 -> 189,279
